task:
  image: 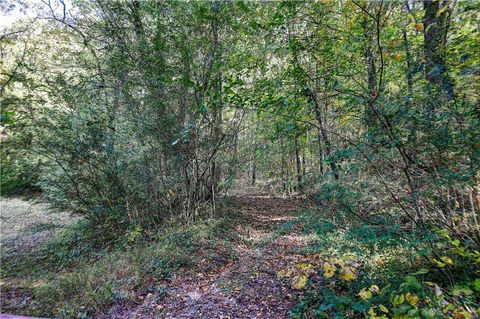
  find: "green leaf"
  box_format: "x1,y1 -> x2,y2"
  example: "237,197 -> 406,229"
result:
473,278 -> 480,292
452,285 -> 473,296
411,269 -> 429,275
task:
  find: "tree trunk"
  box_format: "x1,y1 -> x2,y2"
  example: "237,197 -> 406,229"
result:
362,12 -> 378,136
251,162 -> 256,186
309,88 -> 339,180
423,0 -> 455,103
295,134 -> 303,193
317,128 -> 324,175
402,27 -> 414,97
280,138 -> 286,193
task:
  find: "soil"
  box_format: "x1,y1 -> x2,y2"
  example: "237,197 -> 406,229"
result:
99,196 -> 311,319
0,196 -> 311,319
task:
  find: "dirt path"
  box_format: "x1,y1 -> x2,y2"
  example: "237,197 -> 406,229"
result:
101,197 -> 310,319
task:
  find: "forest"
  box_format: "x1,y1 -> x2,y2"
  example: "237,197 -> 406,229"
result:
0,0 -> 479,318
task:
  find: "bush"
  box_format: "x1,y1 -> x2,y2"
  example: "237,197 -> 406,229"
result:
282,211 -> 479,319
0,214 -> 237,318
0,138 -> 40,196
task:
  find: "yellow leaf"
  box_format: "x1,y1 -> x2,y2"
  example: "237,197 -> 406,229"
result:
296,263 -> 313,271
406,292 -> 419,307
358,288 -> 373,300
379,304 -> 389,313
432,258 -> 446,268
293,275 -> 308,290
392,294 -> 405,306
368,307 -> 384,319
277,269 -> 292,279
440,256 -> 453,266
436,6 -> 448,17
335,258 -> 346,266
415,23 -> 424,31
323,262 -> 336,278
460,310 -> 473,319
340,266 -> 357,282
369,284 -> 380,294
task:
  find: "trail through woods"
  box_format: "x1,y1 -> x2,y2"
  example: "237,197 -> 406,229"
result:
101,197 -> 311,319
0,196 -> 312,318
1,1 -> 479,317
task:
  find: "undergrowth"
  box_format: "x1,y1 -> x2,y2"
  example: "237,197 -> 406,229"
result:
277,210 -> 479,319
0,214 -> 238,318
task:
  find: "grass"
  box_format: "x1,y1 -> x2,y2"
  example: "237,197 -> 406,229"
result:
1,213 -> 239,318
3,197 -> 477,319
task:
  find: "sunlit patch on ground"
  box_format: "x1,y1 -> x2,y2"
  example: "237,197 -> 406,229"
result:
97,196 -> 310,318
0,198 -> 75,257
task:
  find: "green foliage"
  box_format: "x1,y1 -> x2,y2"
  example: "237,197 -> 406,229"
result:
0,136 -> 39,195
1,0 -> 479,317
1,215 -> 236,318
283,210 -> 479,319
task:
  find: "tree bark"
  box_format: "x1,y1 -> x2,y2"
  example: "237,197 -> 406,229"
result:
423,0 -> 455,103
295,134 -> 303,193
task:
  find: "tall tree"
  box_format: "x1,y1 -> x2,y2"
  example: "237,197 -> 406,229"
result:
424,0 -> 455,103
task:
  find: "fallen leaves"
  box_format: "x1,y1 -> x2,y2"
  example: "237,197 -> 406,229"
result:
339,266 -> 357,282
277,262 -> 313,290
323,262 -> 336,278
292,275 -> 308,290
276,255 -> 361,292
